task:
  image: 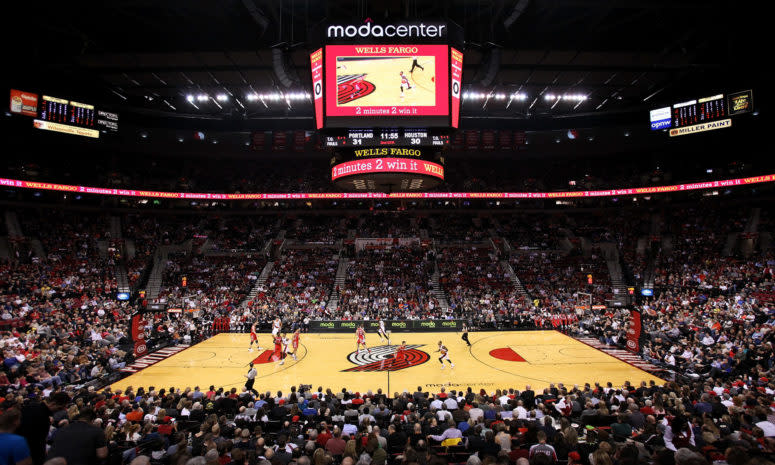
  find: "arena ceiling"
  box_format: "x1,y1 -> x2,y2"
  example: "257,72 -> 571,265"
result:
3,0 -> 765,131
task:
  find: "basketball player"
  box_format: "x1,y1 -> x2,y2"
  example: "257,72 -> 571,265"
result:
272,317 -> 282,338
289,328 -> 301,361
351,75 -> 364,100
249,323 -> 261,352
410,56 -> 424,73
436,340 -> 455,369
394,340 -> 407,362
356,324 -> 370,353
274,332 -> 286,365
377,318 -> 389,343
399,71 -> 412,97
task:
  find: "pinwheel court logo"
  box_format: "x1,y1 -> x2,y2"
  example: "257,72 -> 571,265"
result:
343,344 -> 429,372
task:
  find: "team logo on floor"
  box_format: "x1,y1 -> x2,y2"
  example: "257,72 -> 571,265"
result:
337,74 -> 376,104
251,349 -> 285,364
343,344 -> 429,372
489,347 -> 526,362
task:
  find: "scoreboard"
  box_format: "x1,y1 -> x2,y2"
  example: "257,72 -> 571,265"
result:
9,89 -> 121,139
671,94 -> 726,128
312,20 -> 462,192
649,90 -> 753,135
323,128 -> 449,148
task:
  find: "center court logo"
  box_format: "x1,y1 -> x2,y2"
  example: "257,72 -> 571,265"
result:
343,344 -> 429,372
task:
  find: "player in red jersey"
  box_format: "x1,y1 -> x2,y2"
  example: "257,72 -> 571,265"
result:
356,324 -> 370,353
399,71 -> 413,97
273,333 -> 286,365
249,323 -> 262,352
394,340 -> 407,361
289,328 -> 300,361
351,75 -> 365,99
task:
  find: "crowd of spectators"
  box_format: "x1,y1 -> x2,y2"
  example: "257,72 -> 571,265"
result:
336,246 -> 436,320
1,205 -> 774,465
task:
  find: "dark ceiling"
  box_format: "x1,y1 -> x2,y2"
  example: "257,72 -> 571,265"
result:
3,0 -> 767,131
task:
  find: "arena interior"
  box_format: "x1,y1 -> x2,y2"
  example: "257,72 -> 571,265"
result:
1,2 -> 773,465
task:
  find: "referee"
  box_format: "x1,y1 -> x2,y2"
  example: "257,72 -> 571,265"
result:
461,323 -> 471,346
244,363 -> 257,395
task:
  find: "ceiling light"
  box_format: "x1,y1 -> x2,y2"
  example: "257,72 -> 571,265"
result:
216,94 -> 228,102
186,95 -> 194,102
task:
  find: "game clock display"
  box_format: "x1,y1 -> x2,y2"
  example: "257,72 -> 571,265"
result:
324,44 -> 450,127
324,128 -> 449,147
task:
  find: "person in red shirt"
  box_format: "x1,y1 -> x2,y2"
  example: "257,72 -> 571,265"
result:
249,323 -> 260,352
356,325 -> 370,354
290,329 -> 300,361
274,334 -> 286,365
395,341 -> 407,362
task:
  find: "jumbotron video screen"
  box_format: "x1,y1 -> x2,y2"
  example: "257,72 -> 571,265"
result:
324,44 -> 450,127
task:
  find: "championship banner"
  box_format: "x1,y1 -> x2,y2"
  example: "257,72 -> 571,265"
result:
626,309 -> 642,354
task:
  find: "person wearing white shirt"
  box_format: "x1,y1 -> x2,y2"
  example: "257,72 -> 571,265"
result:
430,398 -> 443,410
444,398 -> 459,410
436,408 -> 452,422
342,422 -> 358,437
513,401 -> 528,419
468,404 -> 484,422
498,394 -> 510,406
755,420 -> 775,437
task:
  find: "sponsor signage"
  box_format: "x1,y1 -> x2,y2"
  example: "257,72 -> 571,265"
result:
116,292 -> 130,301
669,118 -> 731,137
0,173 -> 772,200
649,107 -> 671,130
310,48 -> 324,129
728,90 -> 753,116
309,319 -> 462,332
450,47 -> 463,128
626,309 -> 642,354
331,157 -> 444,181
640,289 -> 654,297
327,22 -> 447,40
9,89 -> 38,116
33,119 -> 99,138
97,110 -> 119,132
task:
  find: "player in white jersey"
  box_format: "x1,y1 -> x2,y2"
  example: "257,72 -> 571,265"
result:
377,319 -> 389,343
272,318 -> 282,337
436,340 -> 455,369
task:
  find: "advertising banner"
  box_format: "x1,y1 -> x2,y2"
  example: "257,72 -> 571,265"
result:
10,89 -> 38,116
626,309 -> 642,354
310,319 -> 462,332
450,47 -> 463,128
310,48 -> 324,129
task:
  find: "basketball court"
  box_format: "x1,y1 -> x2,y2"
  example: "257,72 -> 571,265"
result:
336,56 -> 437,107
111,330 -> 663,395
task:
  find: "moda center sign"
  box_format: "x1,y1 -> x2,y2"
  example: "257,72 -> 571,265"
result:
327,22 -> 446,39
320,20 -> 462,45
